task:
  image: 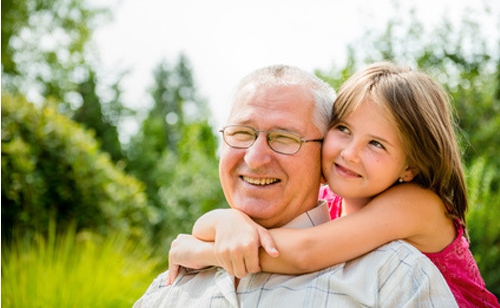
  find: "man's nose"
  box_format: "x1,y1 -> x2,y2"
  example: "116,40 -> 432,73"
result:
244,133 -> 273,168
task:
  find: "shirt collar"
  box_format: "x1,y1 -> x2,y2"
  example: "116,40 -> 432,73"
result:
281,200 -> 330,229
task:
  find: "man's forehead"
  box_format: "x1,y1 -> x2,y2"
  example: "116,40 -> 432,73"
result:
229,83 -> 315,126
229,107 -> 314,136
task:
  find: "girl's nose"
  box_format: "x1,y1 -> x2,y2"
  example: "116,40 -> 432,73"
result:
341,141 -> 360,163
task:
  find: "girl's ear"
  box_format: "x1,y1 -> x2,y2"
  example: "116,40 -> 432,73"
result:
401,166 -> 418,182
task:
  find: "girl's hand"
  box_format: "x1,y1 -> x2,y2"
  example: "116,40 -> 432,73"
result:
211,209 -> 279,278
166,234 -> 216,285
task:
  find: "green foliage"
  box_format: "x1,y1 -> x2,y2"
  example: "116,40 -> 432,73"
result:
1,94 -> 156,242
1,0 -> 28,75
154,121 -> 227,244
126,56 -> 226,248
315,47 -> 358,92
126,124 -> 226,249
2,221 -> 163,307
466,157 -> 500,296
1,0 -> 110,108
73,67 -> 124,162
143,54 -> 203,152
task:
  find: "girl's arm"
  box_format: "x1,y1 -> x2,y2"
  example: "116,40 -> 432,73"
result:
169,183 -> 453,278
168,208 -> 279,282
259,183 -> 454,274
192,208 -> 278,277
167,233 -> 217,284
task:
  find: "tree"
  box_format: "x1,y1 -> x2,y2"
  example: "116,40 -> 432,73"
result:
2,0 -> 132,162
144,54 -> 201,152
73,67 -> 124,162
126,55 -> 226,245
1,0 -> 109,107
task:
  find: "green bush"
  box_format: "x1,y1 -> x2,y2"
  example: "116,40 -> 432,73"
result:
466,157 -> 500,297
1,222 -> 163,307
150,121 -> 227,247
1,94 -> 157,242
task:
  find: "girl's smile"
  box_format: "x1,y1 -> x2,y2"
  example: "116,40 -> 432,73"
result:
322,98 -> 415,205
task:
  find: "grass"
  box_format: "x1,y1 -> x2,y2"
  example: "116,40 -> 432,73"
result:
2,222 -> 166,307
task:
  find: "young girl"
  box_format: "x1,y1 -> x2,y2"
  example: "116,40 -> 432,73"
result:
168,62 -> 499,307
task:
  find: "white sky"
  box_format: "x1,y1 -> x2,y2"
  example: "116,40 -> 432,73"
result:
92,0 -> 499,134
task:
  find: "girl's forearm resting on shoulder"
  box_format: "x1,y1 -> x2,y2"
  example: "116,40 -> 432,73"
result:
170,234 -> 219,269
259,184 -> 445,274
190,184 -> 443,275
258,222 -> 385,274
192,209 -> 232,241
258,219 -> 375,274
167,234 -> 219,284
192,208 -> 274,278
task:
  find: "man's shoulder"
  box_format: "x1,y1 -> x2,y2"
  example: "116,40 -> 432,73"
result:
375,240 -> 422,258
334,240 -> 439,284
355,240 -> 431,271
134,267 -> 233,308
133,271 -> 170,308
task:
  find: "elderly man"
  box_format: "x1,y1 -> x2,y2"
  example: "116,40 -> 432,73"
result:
134,65 -> 456,307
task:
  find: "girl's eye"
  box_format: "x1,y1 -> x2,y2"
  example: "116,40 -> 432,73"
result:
336,125 -> 349,134
369,140 -> 386,149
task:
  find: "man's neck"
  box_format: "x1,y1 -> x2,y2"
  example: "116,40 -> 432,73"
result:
281,200 -> 330,228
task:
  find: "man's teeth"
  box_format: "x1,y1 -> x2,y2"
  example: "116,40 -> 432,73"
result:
242,176 -> 279,185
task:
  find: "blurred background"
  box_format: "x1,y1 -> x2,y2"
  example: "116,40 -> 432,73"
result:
2,0 -> 499,306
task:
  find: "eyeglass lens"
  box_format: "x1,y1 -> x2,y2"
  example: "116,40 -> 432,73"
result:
221,125 -> 302,154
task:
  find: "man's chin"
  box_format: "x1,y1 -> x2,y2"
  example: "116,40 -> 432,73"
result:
232,201 -> 278,224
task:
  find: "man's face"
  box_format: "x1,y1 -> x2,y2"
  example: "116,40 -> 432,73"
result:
219,83 -> 324,228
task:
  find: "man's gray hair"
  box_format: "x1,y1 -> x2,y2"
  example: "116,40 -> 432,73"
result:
229,65 -> 336,134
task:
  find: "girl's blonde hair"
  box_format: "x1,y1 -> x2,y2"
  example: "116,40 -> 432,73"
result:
331,62 -> 468,234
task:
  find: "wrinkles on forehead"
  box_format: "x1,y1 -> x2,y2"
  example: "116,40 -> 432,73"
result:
228,83 -> 318,136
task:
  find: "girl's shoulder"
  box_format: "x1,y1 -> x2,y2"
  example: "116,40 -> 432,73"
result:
373,183 -> 444,214
369,183 -> 456,251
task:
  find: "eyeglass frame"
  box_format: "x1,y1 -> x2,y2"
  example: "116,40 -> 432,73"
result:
219,124 -> 324,155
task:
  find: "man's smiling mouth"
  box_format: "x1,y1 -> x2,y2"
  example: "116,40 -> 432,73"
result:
242,176 -> 280,185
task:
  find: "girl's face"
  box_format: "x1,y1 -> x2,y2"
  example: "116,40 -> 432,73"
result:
322,99 -> 414,203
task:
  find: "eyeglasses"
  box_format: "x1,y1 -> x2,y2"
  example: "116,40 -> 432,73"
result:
219,124 -> 323,155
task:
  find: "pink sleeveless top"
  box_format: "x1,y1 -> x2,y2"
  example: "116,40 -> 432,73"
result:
318,185 -> 500,307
